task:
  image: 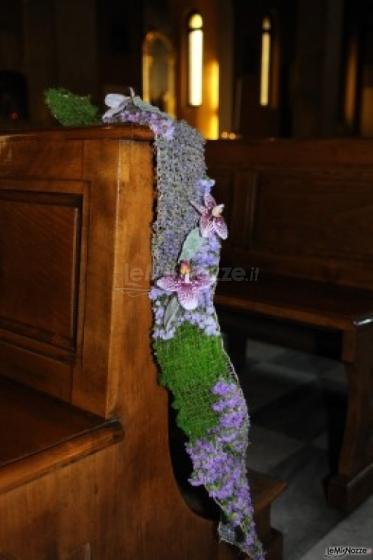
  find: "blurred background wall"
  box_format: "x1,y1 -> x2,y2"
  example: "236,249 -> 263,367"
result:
0,0 -> 371,139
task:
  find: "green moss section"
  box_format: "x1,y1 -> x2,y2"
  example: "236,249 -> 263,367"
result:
154,324 -> 231,440
45,88 -> 100,126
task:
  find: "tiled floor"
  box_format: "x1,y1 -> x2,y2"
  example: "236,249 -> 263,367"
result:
233,337 -> 373,560
299,496 -> 373,560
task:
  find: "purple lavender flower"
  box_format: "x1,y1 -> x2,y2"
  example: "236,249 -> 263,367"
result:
197,178 -> 215,196
212,394 -> 243,412
156,260 -> 212,311
184,378 -> 264,558
186,426 -> 262,557
149,286 -> 165,300
219,410 -> 246,429
212,380 -> 234,396
191,193 -> 228,240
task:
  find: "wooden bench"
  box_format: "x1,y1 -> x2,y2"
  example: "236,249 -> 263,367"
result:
206,138 -> 373,513
0,126 -> 285,559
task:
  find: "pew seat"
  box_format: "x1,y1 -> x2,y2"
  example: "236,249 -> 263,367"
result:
0,376 -> 123,495
0,374 -> 286,560
217,273 -> 373,512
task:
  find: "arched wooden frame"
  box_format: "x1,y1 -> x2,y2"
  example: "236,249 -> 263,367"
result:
142,31 -> 176,117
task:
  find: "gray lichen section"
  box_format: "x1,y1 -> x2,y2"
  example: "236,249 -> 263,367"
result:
152,121 -> 206,279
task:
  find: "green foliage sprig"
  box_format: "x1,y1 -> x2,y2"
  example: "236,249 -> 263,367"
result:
45,88 -> 100,127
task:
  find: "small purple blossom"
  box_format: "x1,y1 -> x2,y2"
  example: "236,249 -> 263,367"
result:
212,380 -> 234,396
197,177 -> 215,196
220,410 -> 246,429
149,286 -> 165,300
212,394 -> 243,412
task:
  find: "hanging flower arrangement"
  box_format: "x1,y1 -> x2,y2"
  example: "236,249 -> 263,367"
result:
46,87 -> 264,560
103,91 -> 264,560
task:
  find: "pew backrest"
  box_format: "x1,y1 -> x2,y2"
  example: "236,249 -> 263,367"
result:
0,126 -> 154,417
206,139 -> 373,290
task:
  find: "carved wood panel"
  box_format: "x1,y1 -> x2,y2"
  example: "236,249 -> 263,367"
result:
0,181 -> 86,399
0,190 -> 82,349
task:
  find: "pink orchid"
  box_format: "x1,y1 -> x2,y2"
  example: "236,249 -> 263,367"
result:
156,261 -> 212,311
191,193 -> 228,240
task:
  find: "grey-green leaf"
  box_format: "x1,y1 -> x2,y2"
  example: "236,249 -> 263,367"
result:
164,296 -> 181,330
179,228 -> 203,261
132,96 -> 161,114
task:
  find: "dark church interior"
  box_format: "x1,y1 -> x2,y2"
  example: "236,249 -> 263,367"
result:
0,1 -> 372,559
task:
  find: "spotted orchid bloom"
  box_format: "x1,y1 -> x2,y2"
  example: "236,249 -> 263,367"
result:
102,92 -> 133,120
156,261 -> 213,311
192,193 -> 228,240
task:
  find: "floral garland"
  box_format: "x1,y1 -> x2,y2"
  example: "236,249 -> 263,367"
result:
102,93 -> 264,559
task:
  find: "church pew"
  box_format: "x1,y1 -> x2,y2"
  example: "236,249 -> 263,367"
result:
206,138 -> 373,513
0,126 -> 285,559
